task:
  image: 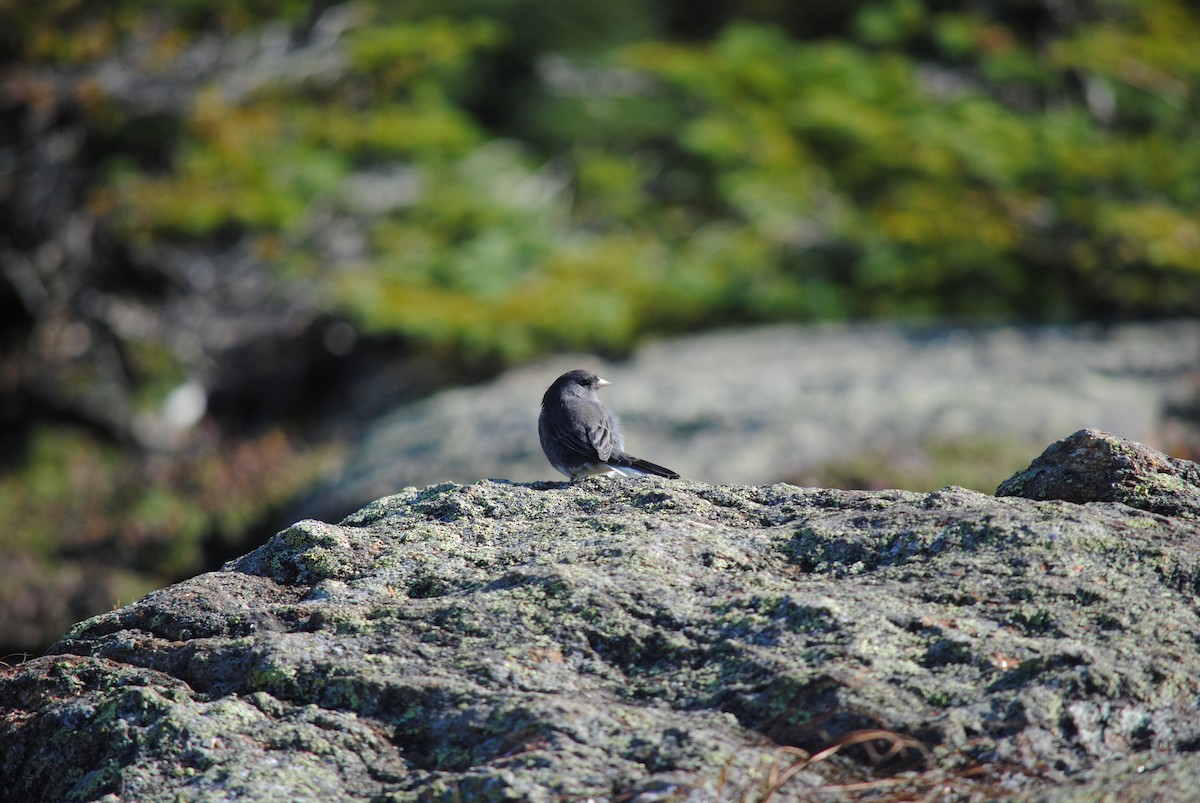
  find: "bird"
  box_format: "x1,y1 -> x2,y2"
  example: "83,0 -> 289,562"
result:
539,369 -> 680,480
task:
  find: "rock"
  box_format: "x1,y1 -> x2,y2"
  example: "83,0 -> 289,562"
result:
997,428 -> 1200,519
5,434 -> 1200,800
298,321 -> 1200,521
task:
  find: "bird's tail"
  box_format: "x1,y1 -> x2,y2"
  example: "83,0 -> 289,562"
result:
610,456 -> 680,479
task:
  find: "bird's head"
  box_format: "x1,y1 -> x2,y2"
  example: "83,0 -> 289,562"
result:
547,369 -> 611,402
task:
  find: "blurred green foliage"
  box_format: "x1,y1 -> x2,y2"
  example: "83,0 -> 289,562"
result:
0,422 -> 335,652
76,0 -> 1200,362
0,426 -> 333,576
789,435 -> 1039,495
0,1 -> 307,66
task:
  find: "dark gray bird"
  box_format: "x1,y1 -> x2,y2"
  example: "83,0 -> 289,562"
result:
539,369 -> 680,480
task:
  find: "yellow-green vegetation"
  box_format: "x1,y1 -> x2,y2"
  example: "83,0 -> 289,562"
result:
791,436 -> 1039,494
59,0 -> 1200,361
0,427 -> 333,572
0,425 -> 337,650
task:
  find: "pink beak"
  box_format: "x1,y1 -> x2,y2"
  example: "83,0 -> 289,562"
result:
596,377 -> 612,389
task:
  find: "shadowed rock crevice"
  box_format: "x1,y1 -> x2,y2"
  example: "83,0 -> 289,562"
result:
5,430 -> 1200,800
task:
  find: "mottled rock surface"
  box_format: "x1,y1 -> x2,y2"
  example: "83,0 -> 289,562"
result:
4,434 -> 1200,801
998,428 -> 1200,519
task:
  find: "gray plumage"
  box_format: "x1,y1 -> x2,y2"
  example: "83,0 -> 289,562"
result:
538,369 -> 680,480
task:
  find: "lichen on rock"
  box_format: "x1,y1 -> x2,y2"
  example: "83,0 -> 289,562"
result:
4,432 -> 1200,800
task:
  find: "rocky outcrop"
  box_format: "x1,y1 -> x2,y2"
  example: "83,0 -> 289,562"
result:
4,432 -> 1200,801
998,427 -> 1200,519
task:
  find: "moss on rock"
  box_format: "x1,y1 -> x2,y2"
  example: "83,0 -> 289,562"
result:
4,433 -> 1200,799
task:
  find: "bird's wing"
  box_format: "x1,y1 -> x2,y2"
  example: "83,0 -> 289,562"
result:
549,399 -> 615,462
